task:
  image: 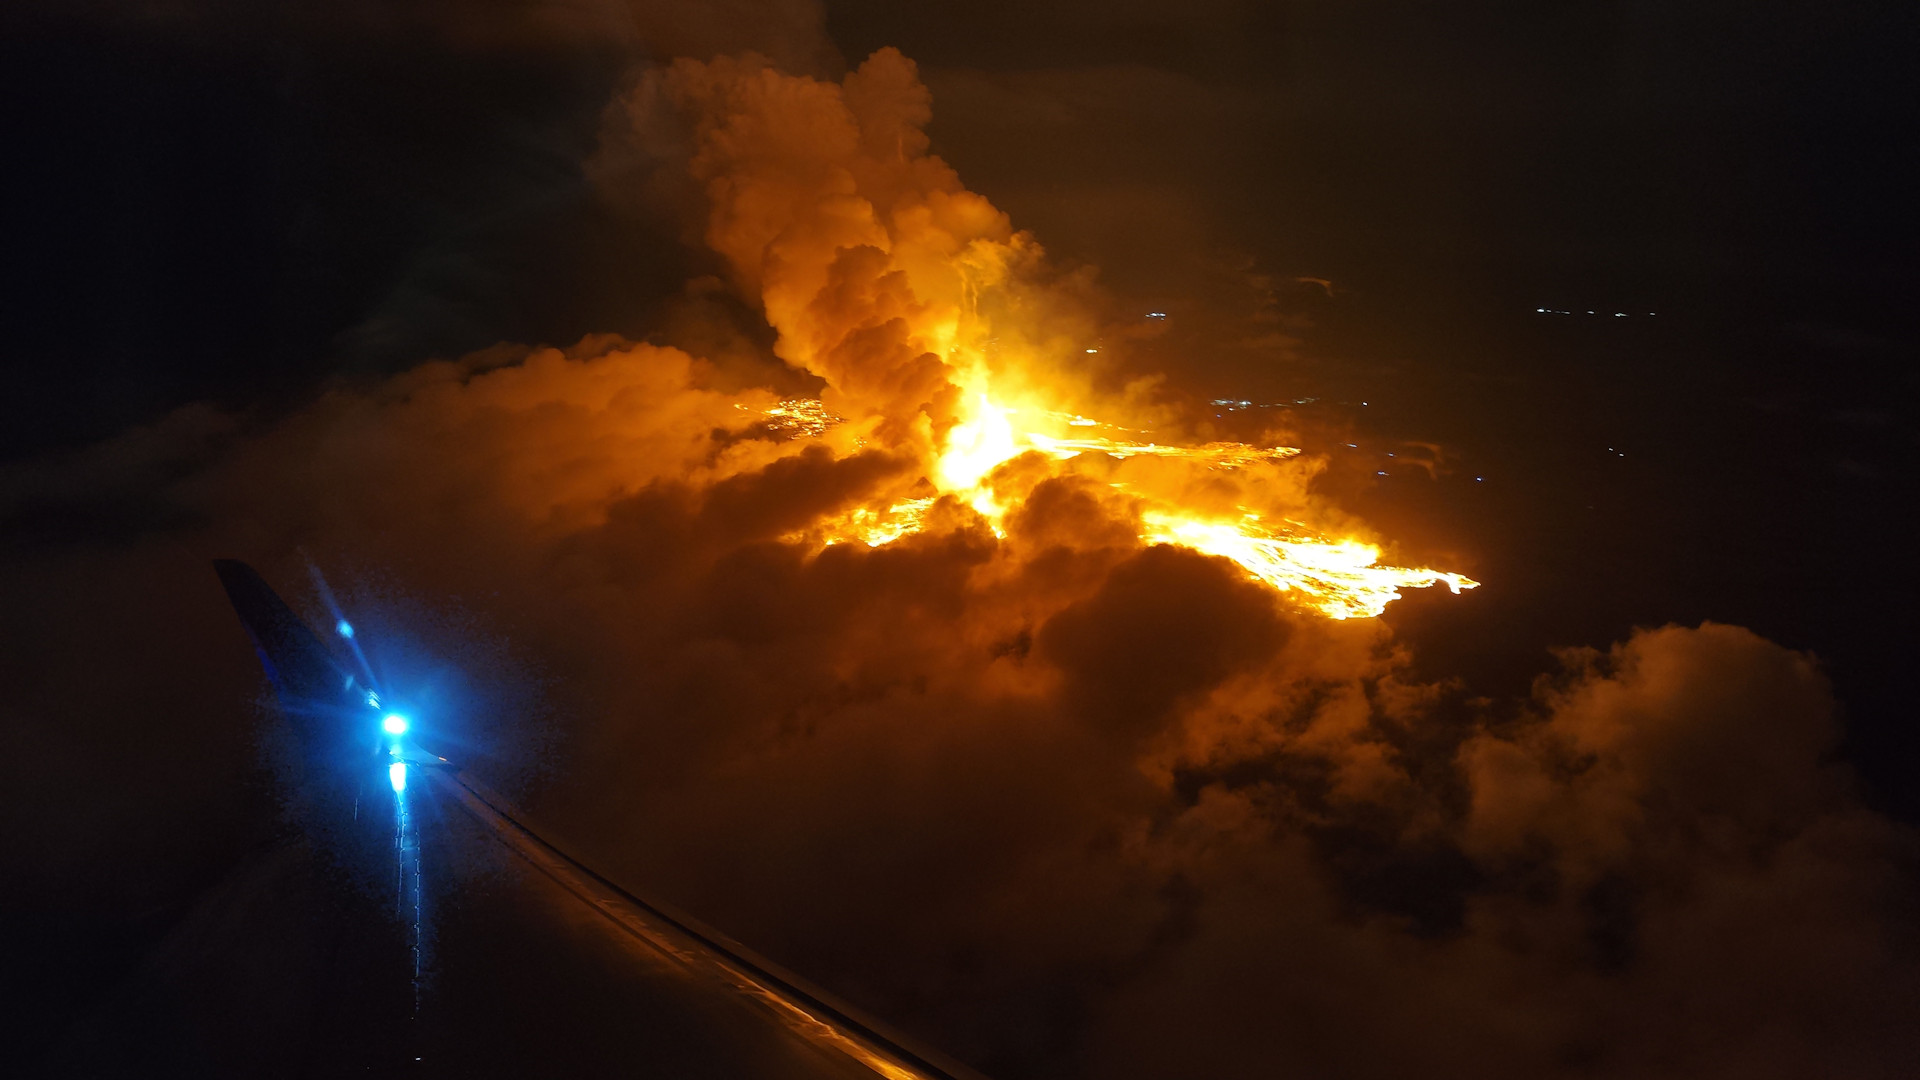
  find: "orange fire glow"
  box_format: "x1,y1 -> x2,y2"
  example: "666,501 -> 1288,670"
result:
756,393 -> 1476,620
650,49 -> 1476,621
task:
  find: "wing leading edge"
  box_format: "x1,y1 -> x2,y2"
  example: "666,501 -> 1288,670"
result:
211,559 -> 989,1080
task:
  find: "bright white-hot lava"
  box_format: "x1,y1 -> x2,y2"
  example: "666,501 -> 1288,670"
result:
762,393 -> 1476,620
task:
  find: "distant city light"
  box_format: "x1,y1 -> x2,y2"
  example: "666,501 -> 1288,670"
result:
1534,307 -> 1659,317
336,620 -> 354,638
389,762 -> 408,793
382,714 -> 410,736
1085,348 -> 1098,354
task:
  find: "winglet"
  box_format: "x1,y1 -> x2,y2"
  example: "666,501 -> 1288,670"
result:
214,559 -> 346,704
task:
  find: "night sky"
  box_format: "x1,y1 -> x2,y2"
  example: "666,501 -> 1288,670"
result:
5,2 -> 1917,1076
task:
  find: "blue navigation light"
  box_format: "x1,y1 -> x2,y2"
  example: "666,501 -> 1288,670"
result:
389,762 -> 408,792
382,714 -> 410,736
336,620 -> 354,638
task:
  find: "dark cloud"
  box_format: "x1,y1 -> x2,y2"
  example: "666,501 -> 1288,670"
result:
1040,546 -> 1290,741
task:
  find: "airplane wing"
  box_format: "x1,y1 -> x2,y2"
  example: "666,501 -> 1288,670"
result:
33,560 -> 987,1079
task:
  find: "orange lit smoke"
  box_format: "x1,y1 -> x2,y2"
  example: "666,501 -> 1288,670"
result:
612,48 -> 1473,619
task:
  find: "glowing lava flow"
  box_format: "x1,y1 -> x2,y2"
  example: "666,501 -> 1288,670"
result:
758,395 -> 1478,620
752,399 -> 845,439
1140,512 -> 1475,621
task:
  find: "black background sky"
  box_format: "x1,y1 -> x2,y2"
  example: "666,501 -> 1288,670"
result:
4,0 -> 1918,1068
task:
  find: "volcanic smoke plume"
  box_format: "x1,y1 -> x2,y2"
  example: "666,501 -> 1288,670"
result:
588,47 -> 1474,618
5,46 -> 1916,1080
